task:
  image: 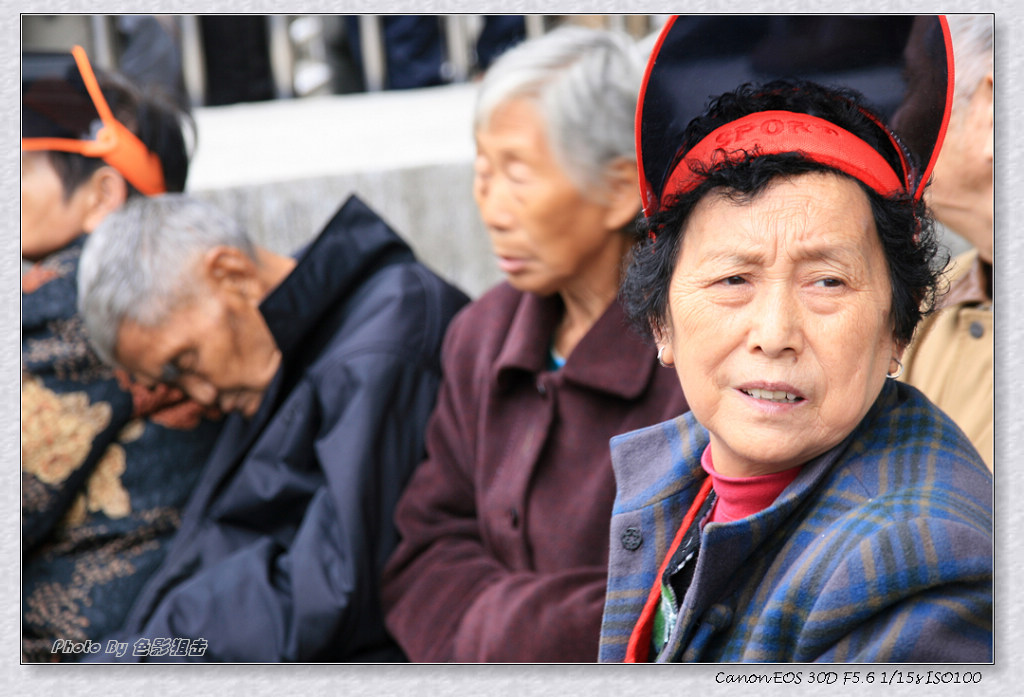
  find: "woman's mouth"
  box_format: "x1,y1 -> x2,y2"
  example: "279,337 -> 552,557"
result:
497,256 -> 528,274
741,388 -> 804,403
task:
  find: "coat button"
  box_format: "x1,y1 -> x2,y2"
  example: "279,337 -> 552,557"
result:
509,508 -> 519,528
621,526 -> 643,551
536,380 -> 547,395
969,321 -> 985,339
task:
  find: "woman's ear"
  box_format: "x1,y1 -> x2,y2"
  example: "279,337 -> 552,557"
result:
889,337 -> 909,378
657,343 -> 676,367
893,340 -> 908,363
652,321 -> 675,364
602,158 -> 642,232
980,71 -> 993,163
80,166 -> 128,233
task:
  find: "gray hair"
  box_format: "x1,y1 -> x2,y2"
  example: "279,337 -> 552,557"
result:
946,15 -> 993,110
78,193 -> 257,365
473,25 -> 645,198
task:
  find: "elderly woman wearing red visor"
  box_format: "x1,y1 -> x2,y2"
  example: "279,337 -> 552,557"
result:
598,15 -> 991,663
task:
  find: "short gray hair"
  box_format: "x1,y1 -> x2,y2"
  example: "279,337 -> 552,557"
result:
474,25 -> 645,198
946,15 -> 993,110
78,193 -> 257,365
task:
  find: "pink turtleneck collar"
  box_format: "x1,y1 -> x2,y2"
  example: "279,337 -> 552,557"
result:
700,446 -> 802,523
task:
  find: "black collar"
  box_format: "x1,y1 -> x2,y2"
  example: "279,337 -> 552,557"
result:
258,195 -> 413,358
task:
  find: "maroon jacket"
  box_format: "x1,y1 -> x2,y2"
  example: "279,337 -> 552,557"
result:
381,283 -> 688,662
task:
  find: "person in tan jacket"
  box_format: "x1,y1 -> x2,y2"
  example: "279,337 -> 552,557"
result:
900,14 -> 993,469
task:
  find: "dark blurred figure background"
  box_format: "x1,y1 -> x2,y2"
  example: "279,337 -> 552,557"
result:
198,15 -> 276,105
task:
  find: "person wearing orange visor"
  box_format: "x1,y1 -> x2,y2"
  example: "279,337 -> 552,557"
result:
22,46 -> 183,259
21,46 -> 222,662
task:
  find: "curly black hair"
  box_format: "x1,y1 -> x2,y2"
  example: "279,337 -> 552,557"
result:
622,79 -> 945,348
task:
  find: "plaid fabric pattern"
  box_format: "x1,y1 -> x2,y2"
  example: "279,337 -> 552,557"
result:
599,380 -> 992,663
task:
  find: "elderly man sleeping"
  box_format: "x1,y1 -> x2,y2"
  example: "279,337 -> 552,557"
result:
76,193 -> 468,661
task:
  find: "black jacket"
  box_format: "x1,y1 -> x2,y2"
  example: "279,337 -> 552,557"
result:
107,196 -> 468,661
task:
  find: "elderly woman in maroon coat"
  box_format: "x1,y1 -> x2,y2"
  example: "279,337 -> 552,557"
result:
380,27 -> 688,662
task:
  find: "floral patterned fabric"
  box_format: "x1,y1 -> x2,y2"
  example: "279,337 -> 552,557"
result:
22,237 -> 223,662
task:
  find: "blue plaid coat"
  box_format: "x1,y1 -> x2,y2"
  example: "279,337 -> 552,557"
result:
599,380 -> 992,663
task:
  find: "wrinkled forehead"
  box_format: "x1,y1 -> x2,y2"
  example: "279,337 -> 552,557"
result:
686,173 -> 878,247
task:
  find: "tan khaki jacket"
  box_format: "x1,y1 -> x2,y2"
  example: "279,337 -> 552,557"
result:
902,250 -> 993,469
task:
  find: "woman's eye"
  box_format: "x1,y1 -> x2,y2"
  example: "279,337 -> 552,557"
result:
506,162 -> 531,183
722,275 -> 746,286
815,277 -> 844,288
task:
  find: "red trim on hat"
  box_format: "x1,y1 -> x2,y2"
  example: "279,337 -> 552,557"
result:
917,15 -> 955,202
636,15 -> 955,221
660,110 -> 905,206
635,16 -> 678,218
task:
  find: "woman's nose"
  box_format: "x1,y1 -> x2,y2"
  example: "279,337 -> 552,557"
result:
473,174 -> 514,232
747,284 -> 803,357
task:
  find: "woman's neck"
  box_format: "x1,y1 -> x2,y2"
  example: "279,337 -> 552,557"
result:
554,272 -> 621,358
553,236 -> 631,358
701,446 -> 801,523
